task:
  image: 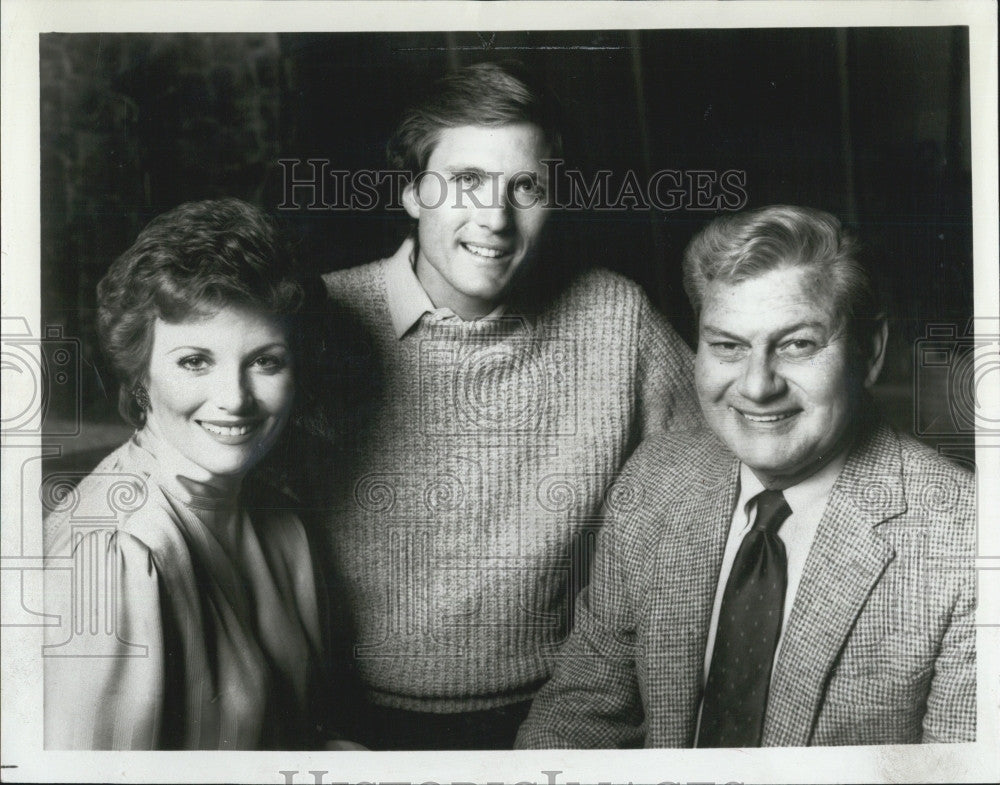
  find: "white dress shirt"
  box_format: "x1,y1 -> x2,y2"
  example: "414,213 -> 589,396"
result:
693,453 -> 848,744
702,454 -> 848,684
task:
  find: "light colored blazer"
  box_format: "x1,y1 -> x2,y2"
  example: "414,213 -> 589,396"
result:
515,420 -> 976,748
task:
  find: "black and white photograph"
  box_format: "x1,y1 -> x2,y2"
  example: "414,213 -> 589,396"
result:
1,1 -> 998,783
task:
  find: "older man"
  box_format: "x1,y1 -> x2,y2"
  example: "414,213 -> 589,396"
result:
313,62 -> 699,749
516,205 -> 976,748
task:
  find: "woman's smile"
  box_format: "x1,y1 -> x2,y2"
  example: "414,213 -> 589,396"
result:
142,306 -> 294,481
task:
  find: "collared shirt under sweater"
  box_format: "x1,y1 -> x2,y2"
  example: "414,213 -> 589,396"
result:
315,240 -> 700,713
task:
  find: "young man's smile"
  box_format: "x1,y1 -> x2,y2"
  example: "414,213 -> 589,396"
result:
403,123 -> 551,320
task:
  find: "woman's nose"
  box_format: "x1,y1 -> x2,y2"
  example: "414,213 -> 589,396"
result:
215,367 -> 254,412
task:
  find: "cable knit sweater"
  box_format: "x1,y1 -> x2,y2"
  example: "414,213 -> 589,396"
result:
315,253 -> 699,713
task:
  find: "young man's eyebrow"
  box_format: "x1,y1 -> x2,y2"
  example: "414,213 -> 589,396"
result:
442,165 -> 489,174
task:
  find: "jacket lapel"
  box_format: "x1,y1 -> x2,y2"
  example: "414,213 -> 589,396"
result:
651,447 -> 739,746
763,423 -> 904,746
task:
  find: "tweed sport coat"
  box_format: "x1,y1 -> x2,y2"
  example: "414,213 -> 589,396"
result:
515,421 -> 976,748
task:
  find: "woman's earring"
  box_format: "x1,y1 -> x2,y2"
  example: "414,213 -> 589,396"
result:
133,384 -> 150,411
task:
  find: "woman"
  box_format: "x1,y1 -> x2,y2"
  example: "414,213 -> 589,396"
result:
43,199 -> 333,749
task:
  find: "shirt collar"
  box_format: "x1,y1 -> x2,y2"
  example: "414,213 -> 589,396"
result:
384,238 -> 436,338
383,238 -> 507,339
736,449 -> 849,524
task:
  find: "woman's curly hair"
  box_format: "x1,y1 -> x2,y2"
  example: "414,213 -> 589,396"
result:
96,198 -> 314,428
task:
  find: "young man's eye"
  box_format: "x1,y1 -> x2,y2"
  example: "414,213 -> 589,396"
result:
453,172 -> 483,188
178,355 -> 210,371
511,176 -> 541,194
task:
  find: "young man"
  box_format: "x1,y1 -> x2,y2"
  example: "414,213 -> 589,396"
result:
516,205 -> 976,748
316,63 -> 700,749
315,62 -> 700,749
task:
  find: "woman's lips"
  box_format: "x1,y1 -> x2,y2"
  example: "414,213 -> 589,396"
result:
197,419 -> 262,443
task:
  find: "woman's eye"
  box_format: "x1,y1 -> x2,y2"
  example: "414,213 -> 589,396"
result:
251,354 -> 286,372
178,355 -> 209,371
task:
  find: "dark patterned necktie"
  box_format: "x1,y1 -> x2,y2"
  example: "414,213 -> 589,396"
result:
698,488 -> 792,748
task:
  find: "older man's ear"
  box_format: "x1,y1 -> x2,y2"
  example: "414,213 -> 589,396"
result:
864,315 -> 889,388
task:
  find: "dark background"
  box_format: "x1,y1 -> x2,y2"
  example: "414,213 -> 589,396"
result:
39,29 -> 974,471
